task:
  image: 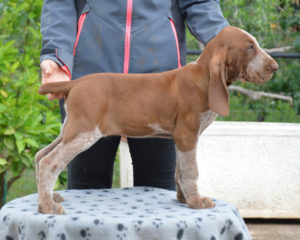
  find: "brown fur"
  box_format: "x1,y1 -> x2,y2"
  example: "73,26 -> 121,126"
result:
36,26 -> 278,214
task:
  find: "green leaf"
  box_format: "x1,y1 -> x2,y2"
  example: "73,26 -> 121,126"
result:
24,138 -> 39,148
4,128 -> 16,135
0,90 -> 8,98
16,138 -> 25,153
27,26 -> 40,39
10,61 -> 20,72
0,103 -> 6,112
21,153 -> 33,167
54,178 -> 60,190
4,137 -> 15,151
0,158 -> 8,166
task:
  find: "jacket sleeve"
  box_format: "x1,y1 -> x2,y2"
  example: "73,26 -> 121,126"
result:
178,0 -> 229,45
40,0 -> 77,77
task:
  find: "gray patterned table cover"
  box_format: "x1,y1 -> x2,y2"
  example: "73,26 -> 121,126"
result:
0,187 -> 251,240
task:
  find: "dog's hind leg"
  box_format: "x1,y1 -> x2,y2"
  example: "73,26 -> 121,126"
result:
35,134 -> 63,163
35,114 -> 68,163
35,116 -> 69,196
37,127 -> 103,214
35,134 -> 63,190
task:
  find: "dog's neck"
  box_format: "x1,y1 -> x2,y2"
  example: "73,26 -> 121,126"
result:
193,54 -> 212,89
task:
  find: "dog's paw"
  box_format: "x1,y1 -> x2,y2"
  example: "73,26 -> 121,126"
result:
176,183 -> 186,203
38,201 -> 65,215
176,191 -> 186,203
187,196 -> 215,209
53,192 -> 64,203
51,203 -> 65,214
177,193 -> 186,203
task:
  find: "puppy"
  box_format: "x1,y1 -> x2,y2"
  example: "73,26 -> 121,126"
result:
36,26 -> 278,214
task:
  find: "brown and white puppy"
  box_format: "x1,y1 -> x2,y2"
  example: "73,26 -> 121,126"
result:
36,26 -> 278,214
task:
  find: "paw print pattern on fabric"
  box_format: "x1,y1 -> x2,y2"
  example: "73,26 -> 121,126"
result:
176,220 -> 188,239
44,215 -> 57,228
2,214 -> 10,226
93,219 -> 104,226
0,187 -> 251,239
226,218 -> 233,231
177,228 -> 184,240
56,232 -> 67,240
194,217 -> 203,230
38,230 -> 47,240
132,220 -> 143,232
220,225 -> 226,235
18,221 -> 26,240
220,218 -> 234,236
177,220 -> 188,229
71,216 -> 79,221
206,213 -> 217,221
234,232 -> 244,240
116,223 -> 128,240
152,218 -> 163,229
80,227 -> 92,240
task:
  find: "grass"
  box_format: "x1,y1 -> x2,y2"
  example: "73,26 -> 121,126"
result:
6,168 -> 37,203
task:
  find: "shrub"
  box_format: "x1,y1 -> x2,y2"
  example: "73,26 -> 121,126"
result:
0,0 -> 60,206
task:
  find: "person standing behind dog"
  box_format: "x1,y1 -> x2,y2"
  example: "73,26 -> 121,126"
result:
40,0 -> 229,191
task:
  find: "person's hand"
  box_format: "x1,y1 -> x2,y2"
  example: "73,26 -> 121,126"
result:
40,60 -> 70,101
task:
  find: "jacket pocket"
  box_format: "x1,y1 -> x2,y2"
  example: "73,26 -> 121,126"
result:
72,8 -> 125,79
129,13 -> 181,73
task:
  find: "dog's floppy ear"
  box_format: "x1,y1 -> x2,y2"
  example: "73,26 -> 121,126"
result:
208,48 -> 229,116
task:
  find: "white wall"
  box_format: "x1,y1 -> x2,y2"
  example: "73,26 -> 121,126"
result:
120,121 -> 300,219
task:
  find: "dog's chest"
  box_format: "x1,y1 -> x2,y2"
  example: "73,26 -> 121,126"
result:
198,110 -> 218,135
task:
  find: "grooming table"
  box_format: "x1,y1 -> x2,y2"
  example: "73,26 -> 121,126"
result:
0,187 -> 251,240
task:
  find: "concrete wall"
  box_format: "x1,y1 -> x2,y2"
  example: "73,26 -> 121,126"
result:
119,121 -> 300,219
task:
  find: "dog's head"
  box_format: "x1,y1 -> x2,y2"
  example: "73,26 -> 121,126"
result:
203,26 -> 279,116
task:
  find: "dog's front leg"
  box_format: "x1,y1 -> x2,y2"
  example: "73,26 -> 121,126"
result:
174,125 -> 215,209
175,165 -> 186,203
176,146 -> 215,209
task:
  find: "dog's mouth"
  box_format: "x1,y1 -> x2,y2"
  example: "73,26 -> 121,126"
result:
226,81 -> 232,86
243,71 -> 275,84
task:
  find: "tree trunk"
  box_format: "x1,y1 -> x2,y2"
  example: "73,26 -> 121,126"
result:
0,172 -> 6,207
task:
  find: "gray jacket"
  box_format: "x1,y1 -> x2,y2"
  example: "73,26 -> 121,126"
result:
40,0 -> 228,80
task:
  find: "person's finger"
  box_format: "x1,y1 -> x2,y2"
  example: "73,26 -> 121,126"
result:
58,93 -> 65,100
41,60 -> 54,75
47,93 -> 55,101
41,60 -> 59,84
47,92 -> 65,101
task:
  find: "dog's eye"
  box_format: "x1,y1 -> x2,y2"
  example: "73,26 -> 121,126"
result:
247,45 -> 254,50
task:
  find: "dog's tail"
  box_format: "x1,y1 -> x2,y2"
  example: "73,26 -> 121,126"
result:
39,81 -> 77,95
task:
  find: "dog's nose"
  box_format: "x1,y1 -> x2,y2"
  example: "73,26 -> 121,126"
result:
271,62 -> 279,72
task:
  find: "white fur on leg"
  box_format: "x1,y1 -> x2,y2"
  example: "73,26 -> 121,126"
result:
38,127 -> 104,214
176,146 -> 215,209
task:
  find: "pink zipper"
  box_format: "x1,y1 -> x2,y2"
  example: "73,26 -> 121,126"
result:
56,49 -> 71,80
169,18 -> 181,68
58,12 -> 87,80
73,12 -> 87,56
123,0 -> 133,74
